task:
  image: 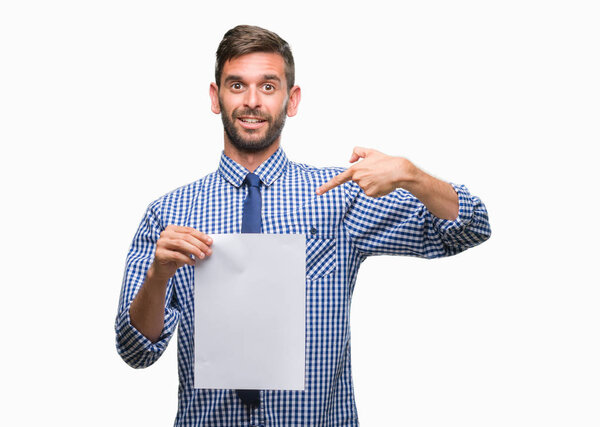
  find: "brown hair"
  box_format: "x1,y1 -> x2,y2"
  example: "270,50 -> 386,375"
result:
215,25 -> 295,91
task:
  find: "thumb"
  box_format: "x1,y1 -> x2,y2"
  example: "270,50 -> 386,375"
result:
349,146 -> 369,163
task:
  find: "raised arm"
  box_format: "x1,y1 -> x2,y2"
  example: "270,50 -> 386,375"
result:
316,146 -> 459,220
318,146 -> 490,258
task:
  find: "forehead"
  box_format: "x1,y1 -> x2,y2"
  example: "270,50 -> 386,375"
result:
221,52 -> 286,83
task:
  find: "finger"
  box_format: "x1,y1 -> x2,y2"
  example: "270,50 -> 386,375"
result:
164,226 -> 213,246
164,225 -> 193,234
316,169 -> 353,195
349,146 -> 369,163
173,251 -> 197,266
185,229 -> 213,246
155,248 -> 197,267
180,233 -> 213,256
161,238 -> 208,261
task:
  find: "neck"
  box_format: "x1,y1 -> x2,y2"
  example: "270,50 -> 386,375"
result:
223,136 -> 281,172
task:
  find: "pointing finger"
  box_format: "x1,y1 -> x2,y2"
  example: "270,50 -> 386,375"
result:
316,169 -> 353,195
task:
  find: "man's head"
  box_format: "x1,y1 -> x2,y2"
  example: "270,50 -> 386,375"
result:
210,25 -> 301,155
215,25 -> 295,92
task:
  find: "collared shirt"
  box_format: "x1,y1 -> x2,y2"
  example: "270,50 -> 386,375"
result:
115,148 -> 491,426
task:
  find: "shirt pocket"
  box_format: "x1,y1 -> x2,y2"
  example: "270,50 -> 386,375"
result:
306,234 -> 337,280
273,195 -> 341,281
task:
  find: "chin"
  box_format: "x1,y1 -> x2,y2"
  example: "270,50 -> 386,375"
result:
230,138 -> 277,154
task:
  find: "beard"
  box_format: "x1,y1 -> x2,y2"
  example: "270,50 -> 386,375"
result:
219,97 -> 288,153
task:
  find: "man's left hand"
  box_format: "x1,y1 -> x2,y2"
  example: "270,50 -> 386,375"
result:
316,146 -> 459,220
316,147 -> 418,198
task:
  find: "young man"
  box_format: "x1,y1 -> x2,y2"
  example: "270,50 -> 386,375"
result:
115,25 -> 491,426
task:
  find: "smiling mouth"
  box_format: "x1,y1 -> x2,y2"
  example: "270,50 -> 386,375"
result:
236,116 -> 268,130
238,117 -> 267,123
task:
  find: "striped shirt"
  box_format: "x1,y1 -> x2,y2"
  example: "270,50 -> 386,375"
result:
115,148 -> 491,426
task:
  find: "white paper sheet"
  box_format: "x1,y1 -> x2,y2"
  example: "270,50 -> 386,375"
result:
194,233 -> 306,390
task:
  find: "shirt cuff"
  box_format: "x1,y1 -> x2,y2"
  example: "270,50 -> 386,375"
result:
431,183 -> 474,234
115,305 -> 178,367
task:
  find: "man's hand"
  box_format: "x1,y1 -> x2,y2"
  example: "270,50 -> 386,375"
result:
130,226 -> 212,342
316,147 -> 418,198
150,225 -> 213,281
316,146 -> 459,220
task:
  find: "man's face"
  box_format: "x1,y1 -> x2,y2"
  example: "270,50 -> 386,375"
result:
210,52 -> 300,153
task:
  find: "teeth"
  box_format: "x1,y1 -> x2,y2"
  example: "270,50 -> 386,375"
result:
241,118 -> 262,123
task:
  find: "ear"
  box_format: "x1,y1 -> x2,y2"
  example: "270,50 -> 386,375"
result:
209,82 -> 221,114
286,85 -> 301,117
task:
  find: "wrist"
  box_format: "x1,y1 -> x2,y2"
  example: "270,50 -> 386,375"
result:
393,157 -> 422,191
146,263 -> 172,289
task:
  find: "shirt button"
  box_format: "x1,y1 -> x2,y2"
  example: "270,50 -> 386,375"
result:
310,227 -> 317,235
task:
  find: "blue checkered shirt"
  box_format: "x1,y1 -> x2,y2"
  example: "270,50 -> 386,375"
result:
116,148 -> 491,426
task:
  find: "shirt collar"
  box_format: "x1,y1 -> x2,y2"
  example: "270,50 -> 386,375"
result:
218,147 -> 289,188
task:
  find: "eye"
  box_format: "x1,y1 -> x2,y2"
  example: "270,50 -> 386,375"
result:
231,83 -> 243,91
263,83 -> 275,91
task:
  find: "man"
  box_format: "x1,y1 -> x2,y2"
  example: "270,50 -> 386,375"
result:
115,25 -> 491,426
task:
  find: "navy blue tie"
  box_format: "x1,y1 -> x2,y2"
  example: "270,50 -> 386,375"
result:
241,173 -> 262,233
236,172 -> 261,407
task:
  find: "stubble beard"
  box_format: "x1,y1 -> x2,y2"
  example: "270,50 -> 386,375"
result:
219,97 -> 288,154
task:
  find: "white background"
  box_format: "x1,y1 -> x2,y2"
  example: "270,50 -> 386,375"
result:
1,1 -> 598,426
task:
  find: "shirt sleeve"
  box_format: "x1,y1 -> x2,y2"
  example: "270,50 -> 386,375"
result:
114,201 -> 181,369
342,182 -> 491,258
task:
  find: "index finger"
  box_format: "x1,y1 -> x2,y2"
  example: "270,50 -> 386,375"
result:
316,169 -> 353,195
167,225 -> 213,245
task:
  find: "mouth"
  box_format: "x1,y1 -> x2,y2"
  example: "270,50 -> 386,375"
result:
237,116 -> 268,130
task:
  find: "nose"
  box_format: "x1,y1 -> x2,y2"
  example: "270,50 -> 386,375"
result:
244,86 -> 261,109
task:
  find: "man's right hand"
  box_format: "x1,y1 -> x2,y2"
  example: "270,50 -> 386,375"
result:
150,225 -> 213,281
130,226 -> 212,342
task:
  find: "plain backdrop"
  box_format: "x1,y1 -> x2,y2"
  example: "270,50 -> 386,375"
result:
1,1 -> 599,426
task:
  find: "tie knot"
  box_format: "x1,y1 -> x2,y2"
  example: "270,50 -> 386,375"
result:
244,173 -> 261,188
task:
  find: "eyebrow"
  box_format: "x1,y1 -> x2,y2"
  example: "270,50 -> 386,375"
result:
262,74 -> 281,83
223,74 -> 282,84
223,75 -> 243,84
